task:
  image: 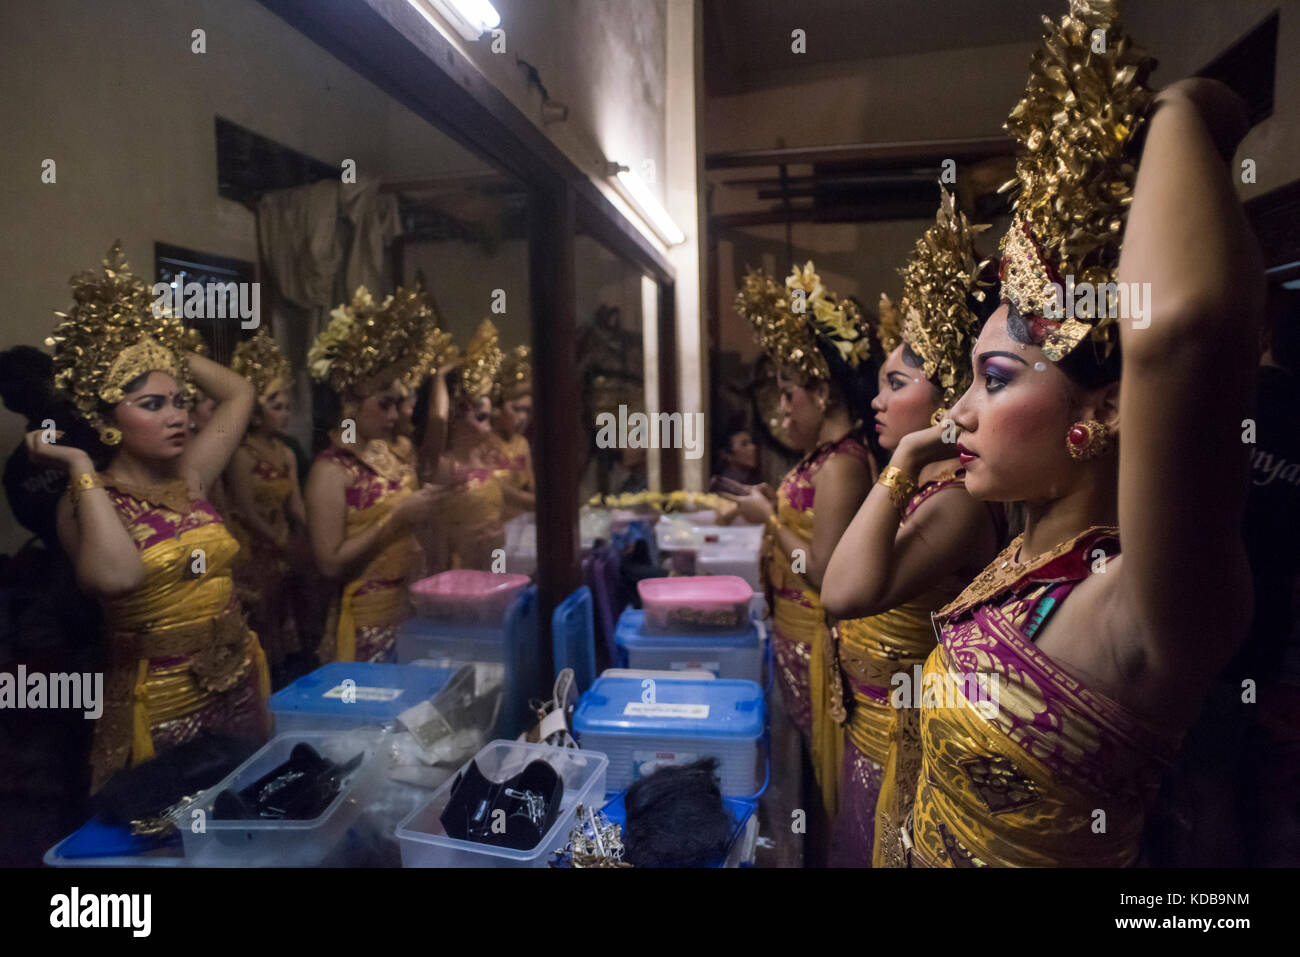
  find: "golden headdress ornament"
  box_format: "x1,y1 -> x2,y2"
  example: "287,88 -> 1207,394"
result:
45,242 -> 204,443
735,261 -> 870,381
308,285 -> 443,396
231,330 -> 291,401
458,318 -> 505,400
897,188 -> 992,406
876,294 -> 903,354
493,344 -> 532,404
997,0 -> 1156,361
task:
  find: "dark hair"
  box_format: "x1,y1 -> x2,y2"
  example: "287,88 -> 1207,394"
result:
1003,299 -> 1122,390
0,346 -> 55,420
812,337 -> 878,427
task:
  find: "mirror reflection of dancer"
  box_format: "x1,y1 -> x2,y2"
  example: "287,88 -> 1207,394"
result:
724,262 -> 879,833
821,189 -> 1005,867
426,319 -> 507,572
29,244 -> 269,793
907,3 -> 1263,868
225,331 -> 306,685
304,287 -> 449,663
485,345 -> 535,523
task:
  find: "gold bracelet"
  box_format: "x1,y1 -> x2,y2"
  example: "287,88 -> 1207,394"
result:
68,471 -> 106,511
877,465 -> 918,513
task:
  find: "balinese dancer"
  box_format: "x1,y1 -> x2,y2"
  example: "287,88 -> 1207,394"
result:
821,189 -> 1005,866
30,244 -> 269,792
304,287 -> 448,663
225,330 -> 305,682
908,1 -> 1262,866
725,263 -> 878,819
486,345 -> 535,524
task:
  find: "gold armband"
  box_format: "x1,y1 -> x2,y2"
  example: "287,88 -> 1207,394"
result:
68,471 -> 106,509
877,465 -> 917,513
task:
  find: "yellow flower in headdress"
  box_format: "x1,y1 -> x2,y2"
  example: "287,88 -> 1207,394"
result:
309,285 -> 443,396
45,242 -> 203,442
736,260 -> 869,382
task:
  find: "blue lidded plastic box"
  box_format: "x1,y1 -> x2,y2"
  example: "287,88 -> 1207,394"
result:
270,662 -> 459,734
572,676 -> 765,796
615,608 -> 762,682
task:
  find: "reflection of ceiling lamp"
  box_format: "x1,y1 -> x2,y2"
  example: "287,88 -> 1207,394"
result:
408,0 -> 500,42
605,162 -> 685,247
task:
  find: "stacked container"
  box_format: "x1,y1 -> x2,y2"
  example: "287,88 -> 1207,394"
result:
572,676 -> 765,796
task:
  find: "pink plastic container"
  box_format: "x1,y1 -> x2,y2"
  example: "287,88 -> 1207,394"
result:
410,570 -> 530,623
637,575 -> 753,633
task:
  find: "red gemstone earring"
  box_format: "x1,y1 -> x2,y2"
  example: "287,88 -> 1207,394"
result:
1066,420 -> 1113,461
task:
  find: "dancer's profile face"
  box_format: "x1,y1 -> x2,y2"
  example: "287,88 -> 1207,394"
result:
114,371 -> 190,461
870,343 -> 940,451
948,303 -> 1077,502
355,380 -> 402,442
260,391 -> 291,435
776,370 -> 827,452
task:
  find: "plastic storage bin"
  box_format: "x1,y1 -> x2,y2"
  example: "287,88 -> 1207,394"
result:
572,677 -> 765,796
696,546 -> 762,590
44,820 -> 186,868
616,608 -> 761,682
601,668 -> 715,681
396,740 -> 608,867
396,586 -> 539,739
638,575 -> 753,632
270,662 -> 460,734
411,570 -> 531,623
175,729 -> 387,867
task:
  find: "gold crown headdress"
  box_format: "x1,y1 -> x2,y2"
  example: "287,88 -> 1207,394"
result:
897,188 -> 992,407
997,0 -> 1156,361
492,344 -> 532,404
45,243 -> 204,444
231,330 -> 292,401
735,261 -> 870,381
458,318 -> 505,400
308,285 -> 443,395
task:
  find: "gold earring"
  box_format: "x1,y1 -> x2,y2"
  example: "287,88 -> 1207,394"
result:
1066,420 -> 1113,460
930,407 -> 948,427
98,425 -> 122,446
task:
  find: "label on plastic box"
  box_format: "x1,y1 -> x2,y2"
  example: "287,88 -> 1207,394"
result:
633,750 -> 699,778
323,685 -> 404,702
623,702 -> 710,719
669,660 -> 720,675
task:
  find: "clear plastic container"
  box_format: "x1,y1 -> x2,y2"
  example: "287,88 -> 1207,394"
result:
396,740 -> 608,867
638,575 -> 754,633
410,570 -> 531,623
175,729 -> 388,867
616,608 -> 762,682
696,546 -> 762,589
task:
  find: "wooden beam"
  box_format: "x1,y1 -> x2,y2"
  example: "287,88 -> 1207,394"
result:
530,183 -> 581,684
705,136 -> 1012,171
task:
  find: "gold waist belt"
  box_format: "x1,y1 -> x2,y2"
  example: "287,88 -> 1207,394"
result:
111,607 -> 251,693
845,692 -> 894,766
